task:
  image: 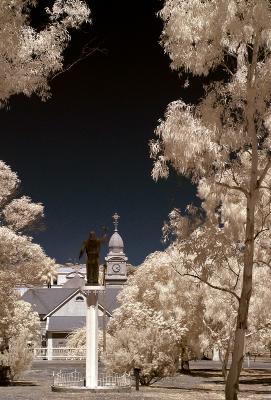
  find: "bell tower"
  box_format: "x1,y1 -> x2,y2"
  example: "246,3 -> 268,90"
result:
104,213 -> 128,286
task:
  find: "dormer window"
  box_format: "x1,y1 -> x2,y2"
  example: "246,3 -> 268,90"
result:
75,295 -> 84,302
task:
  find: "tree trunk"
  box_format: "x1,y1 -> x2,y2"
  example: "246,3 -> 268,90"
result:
222,358 -> 228,381
221,335 -> 232,381
0,366 -> 11,386
225,134 -> 256,400
223,331 -> 234,382
225,33 -> 260,400
180,346 -> 190,374
0,335 -> 11,386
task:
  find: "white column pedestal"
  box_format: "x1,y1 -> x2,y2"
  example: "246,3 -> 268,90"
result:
84,286 -> 105,389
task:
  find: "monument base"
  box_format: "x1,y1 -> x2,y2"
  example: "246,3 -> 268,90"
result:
52,385 -> 131,393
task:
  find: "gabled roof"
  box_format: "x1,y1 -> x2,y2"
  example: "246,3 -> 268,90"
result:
47,316 -> 108,332
48,316 -> 86,332
63,275 -> 86,288
22,286 -> 122,319
45,289 -> 112,319
99,286 -> 122,315
22,288 -> 78,315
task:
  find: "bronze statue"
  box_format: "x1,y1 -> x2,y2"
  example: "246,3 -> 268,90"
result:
79,229 -> 107,285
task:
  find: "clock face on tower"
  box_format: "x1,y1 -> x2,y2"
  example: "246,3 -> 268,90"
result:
112,264 -> 121,273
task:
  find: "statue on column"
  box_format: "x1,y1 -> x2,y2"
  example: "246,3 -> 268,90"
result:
79,228 -> 107,285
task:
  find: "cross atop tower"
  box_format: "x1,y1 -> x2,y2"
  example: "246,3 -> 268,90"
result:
112,212 -> 120,232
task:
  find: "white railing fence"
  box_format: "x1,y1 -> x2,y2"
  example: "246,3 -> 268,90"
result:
53,369 -> 84,387
33,347 -> 86,360
52,370 -> 131,388
98,372 -> 131,387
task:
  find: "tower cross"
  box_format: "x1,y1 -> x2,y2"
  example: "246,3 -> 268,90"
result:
112,212 -> 120,232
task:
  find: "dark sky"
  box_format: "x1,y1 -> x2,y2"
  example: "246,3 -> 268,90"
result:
0,0 -> 199,266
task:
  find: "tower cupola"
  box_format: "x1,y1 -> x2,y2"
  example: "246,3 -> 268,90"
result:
108,213 -> 124,253
104,213 -> 128,286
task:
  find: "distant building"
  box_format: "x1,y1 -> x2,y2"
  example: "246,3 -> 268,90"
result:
22,214 -> 133,354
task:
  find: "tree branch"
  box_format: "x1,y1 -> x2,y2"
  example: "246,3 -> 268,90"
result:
254,227 -> 269,241
245,322 -> 271,338
222,62 -> 234,76
172,266 -> 240,302
257,159 -> 271,187
258,186 -> 271,191
216,181 -> 248,197
51,40 -> 106,81
254,259 -> 271,268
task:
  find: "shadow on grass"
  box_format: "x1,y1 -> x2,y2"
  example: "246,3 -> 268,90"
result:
240,376 -> 271,386
189,368 -> 271,382
9,381 -> 39,386
152,369 -> 271,395
189,369 -> 221,378
151,385 -> 271,395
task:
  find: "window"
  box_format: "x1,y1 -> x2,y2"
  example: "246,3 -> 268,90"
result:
75,295 -> 84,302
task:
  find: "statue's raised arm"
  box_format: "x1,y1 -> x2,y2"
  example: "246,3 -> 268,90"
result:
99,226 -> 108,244
79,241 -> 86,260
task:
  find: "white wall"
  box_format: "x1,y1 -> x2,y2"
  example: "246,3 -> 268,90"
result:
53,295 -> 103,317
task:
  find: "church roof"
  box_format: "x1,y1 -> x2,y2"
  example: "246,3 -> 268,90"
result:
99,286 -> 122,315
22,288 -> 78,315
22,286 -> 122,318
62,274 -> 86,288
48,316 -> 86,332
47,316 -> 107,332
57,264 -> 86,274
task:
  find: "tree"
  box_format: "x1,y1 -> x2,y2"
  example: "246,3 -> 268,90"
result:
66,327 -> 86,349
0,161 -> 56,378
0,300 -> 40,380
162,218 -> 242,378
201,267 -> 271,379
151,2 -> 271,399
103,251 -> 204,385
66,327 -> 106,357
0,0 -> 90,105
162,210 -> 271,379
0,161 -> 55,288
202,289 -> 238,379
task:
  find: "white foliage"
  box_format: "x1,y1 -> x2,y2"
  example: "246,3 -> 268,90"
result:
0,0 -> 91,104
151,101 -> 219,182
0,161 -> 56,286
0,226 -> 55,285
159,0 -> 271,75
66,328 -> 106,354
0,161 -> 56,378
0,300 -> 40,379
164,212 -> 271,372
103,251 -> 205,384
3,299 -> 40,345
153,1 -> 271,237
3,196 -> 44,233
0,161 -> 19,207
153,6 -> 271,376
